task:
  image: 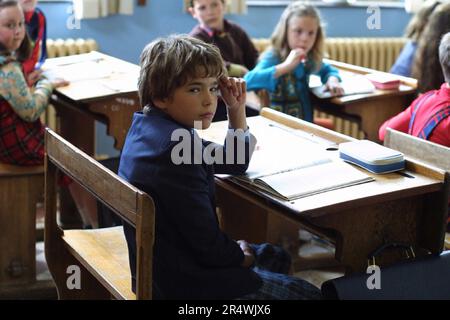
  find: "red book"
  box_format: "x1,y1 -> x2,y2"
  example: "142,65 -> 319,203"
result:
365,73 -> 401,90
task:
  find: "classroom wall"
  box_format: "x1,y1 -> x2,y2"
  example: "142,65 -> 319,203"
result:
41,2 -> 411,64
39,1 -> 411,156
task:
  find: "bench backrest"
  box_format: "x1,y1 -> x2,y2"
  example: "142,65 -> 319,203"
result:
44,128 -> 155,299
384,128 -> 450,172
384,128 -> 450,251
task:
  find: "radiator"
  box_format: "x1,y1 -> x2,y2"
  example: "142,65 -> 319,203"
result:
46,38 -> 98,58
252,37 -> 407,138
252,37 -> 407,73
325,38 -> 407,73
42,39 -> 99,129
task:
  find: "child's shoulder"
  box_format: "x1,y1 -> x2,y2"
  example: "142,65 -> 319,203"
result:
0,55 -> 20,73
130,110 -> 191,148
225,19 -> 251,36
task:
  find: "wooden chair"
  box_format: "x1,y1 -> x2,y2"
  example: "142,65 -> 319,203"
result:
384,128 -> 450,250
44,128 -> 155,299
0,163 -> 43,289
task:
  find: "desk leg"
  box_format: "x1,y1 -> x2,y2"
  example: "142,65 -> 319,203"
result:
56,105 -> 95,228
88,93 -> 139,151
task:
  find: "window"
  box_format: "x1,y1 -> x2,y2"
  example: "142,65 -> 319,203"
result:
247,0 -> 404,8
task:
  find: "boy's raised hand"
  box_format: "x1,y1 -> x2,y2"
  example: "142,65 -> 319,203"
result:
219,76 -> 247,112
219,76 -> 247,130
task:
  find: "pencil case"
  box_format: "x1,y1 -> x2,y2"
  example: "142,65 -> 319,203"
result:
339,140 -> 405,174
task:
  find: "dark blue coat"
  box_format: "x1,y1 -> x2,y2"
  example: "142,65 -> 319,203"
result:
118,107 -> 261,299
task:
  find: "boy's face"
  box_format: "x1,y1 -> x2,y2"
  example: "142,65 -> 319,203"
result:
189,0 -> 225,31
155,76 -> 219,129
18,0 -> 38,13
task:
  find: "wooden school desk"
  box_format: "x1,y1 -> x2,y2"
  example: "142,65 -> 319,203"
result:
313,59 -> 417,142
199,108 -> 448,274
44,52 -> 140,226
45,51 -> 140,154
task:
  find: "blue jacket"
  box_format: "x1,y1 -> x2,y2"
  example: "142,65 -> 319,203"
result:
118,107 -> 261,299
244,50 -> 340,122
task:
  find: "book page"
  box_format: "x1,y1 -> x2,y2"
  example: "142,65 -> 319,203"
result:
310,72 -> 375,99
254,161 -> 374,201
238,117 -> 334,180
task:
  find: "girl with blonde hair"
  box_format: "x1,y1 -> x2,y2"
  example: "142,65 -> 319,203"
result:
244,2 -> 342,122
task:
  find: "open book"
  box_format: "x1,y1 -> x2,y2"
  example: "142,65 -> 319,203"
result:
234,159 -> 374,201
309,72 -> 375,99
228,117 -> 374,201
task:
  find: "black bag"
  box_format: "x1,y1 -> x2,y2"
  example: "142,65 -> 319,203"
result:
321,243 -> 450,300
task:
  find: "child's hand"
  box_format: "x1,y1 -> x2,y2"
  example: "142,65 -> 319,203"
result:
26,69 -> 43,87
51,78 -> 70,89
325,76 -> 344,96
219,76 -> 247,113
237,240 -> 255,268
284,48 -> 307,70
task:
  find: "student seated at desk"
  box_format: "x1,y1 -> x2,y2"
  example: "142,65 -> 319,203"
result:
0,0 -> 66,165
380,32 -> 450,229
188,0 -> 260,121
118,34 -> 321,300
244,2 -> 343,123
0,0 -> 98,229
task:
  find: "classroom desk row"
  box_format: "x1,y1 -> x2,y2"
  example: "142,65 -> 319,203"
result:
47,52 -> 447,273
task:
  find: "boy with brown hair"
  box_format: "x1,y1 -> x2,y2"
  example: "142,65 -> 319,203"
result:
118,34 -> 321,299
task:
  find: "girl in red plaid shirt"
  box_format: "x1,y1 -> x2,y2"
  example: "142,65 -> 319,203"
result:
0,0 -> 67,165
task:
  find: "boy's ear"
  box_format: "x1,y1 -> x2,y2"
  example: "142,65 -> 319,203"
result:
153,98 -> 167,110
187,7 -> 196,17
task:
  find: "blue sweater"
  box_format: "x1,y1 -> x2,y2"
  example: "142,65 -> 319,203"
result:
244,50 -> 340,122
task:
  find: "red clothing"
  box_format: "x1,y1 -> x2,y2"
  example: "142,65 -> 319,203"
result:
22,8 -> 47,75
379,83 -> 450,147
0,99 -> 44,165
0,55 -> 52,166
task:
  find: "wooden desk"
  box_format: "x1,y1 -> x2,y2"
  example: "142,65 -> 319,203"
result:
200,108 -> 448,273
45,52 -> 140,227
314,60 -> 417,142
45,51 -> 140,154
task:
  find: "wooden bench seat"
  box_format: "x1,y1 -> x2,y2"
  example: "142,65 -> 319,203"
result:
45,128 -> 155,299
63,226 -> 134,300
0,163 -> 43,288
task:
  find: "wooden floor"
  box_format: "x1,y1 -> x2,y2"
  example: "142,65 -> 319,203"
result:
0,242 -> 57,300
1,213 -> 446,299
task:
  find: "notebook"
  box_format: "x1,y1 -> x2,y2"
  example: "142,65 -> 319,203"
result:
339,140 -> 405,174
310,73 -> 375,99
365,72 -> 401,90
